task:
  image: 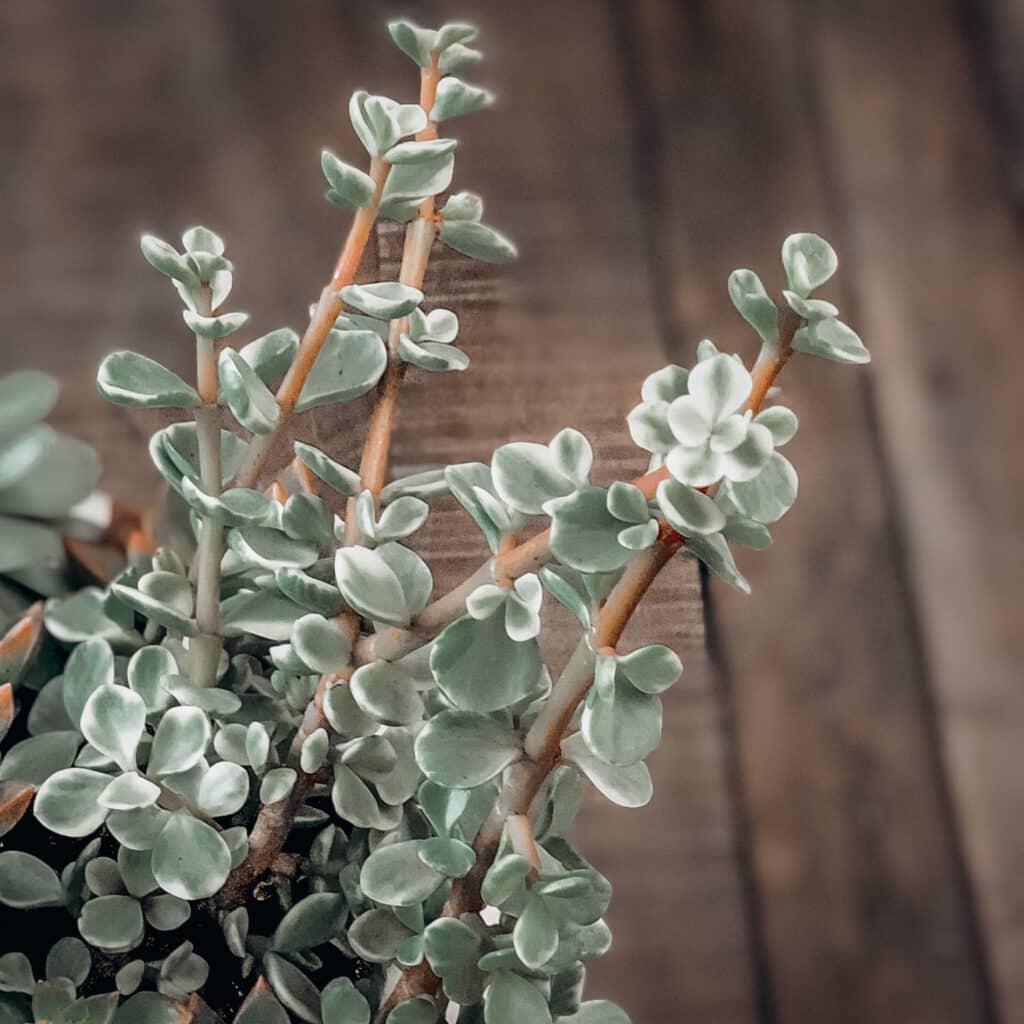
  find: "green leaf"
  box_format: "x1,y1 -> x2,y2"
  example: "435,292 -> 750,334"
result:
147,706 -> 210,779
418,836 -> 475,878
335,547 -> 410,627
0,369 -> 58,438
183,309 -> 249,339
293,442 -> 361,497
45,937 -> 91,987
35,767 -> 110,836
145,893 -> 192,931
349,661 -> 423,726
117,847 -> 158,899
275,567 -> 344,617
793,318 -> 870,364
264,952 -> 321,1024
582,669 -> 661,767
781,232 -> 838,296
239,327 -> 299,385
0,951 -> 35,994
260,768 -> 296,805
492,442 -> 575,516
321,977 -> 370,1024
295,329 -> 388,412
271,892 -> 348,952
81,685 -> 146,772
415,710 -> 520,788
753,406 -> 798,446
339,282 -> 423,320
558,1002 -> 631,1024
439,43 -> 483,73
0,432 -> 99,518
219,348 -> 280,435
78,894 -> 145,952
723,452 -> 798,524
321,149 -> 377,209
484,971 -> 552,1024
380,153 -> 455,218
0,851 -> 64,908
350,91 -> 427,157
386,139 -> 458,165
727,269 -> 779,347
389,997 -> 438,1024
560,734 -> 652,809
431,77 -> 494,122
348,908 -> 415,962
292,613 -> 352,673
100,771 -> 161,811
232,983 -> 290,1024
616,645 -> 682,695
97,352 -> 200,409
439,219 -> 517,263
110,580 -> 197,637
431,610 -> 543,712
0,730 -> 79,785
151,811 -> 231,899
220,589 -> 308,641
388,19 -> 436,67
361,840 -> 445,907
61,637 -> 116,726
440,191 -> 483,223
106,805 -> 171,851
514,892 -> 559,969
197,761 -> 249,817
656,479 -> 725,536
548,487 -> 635,573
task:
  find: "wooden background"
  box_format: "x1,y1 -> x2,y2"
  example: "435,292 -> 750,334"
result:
1,2 -> 1022,1022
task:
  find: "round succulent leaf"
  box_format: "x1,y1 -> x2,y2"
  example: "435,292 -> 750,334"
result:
293,442 -> 361,497
415,710 -> 521,788
753,406 -> 799,446
100,771 -> 160,811
220,589 -> 308,642
147,706 -> 211,777
617,520 -> 658,551
605,481 -> 649,525
0,368 -> 59,438
117,847 -> 158,899
270,892 -> 348,953
350,661 -> 423,726
376,542 -> 433,617
0,431 -> 99,518
727,268 -> 780,346
239,327 -> 299,385
281,492 -> 333,544
61,636 -> 115,726
321,149 -> 377,208
144,893 -> 192,931
380,152 -> 455,216
127,646 -> 175,713
616,645 -> 682,695
34,767 -> 110,837
81,685 -> 146,772
321,977 -> 370,1024
504,591 -> 541,643
274,567 -> 344,617
361,840 -> 445,907
582,673 -> 662,767
793,318 -> 870,364
300,728 -> 330,774
686,531 -> 751,593
197,761 -> 249,817
110,582 -> 197,637
159,422 -> 248,491
339,282 -> 423,320
227,527 -> 319,572
246,723 -> 271,773
514,892 -> 560,970
260,767 -> 297,805
45,586 -> 140,647
151,812 -> 231,899
375,495 -> 429,542
348,908 -> 415,963
183,310 -> 249,339
388,997 -> 438,1024
335,546 -> 410,627
292,613 -> 351,674
654,480 -> 723,539
166,680 -> 242,715
725,452 -> 798,524
781,232 -> 838,296
0,730 -> 79,785
0,851 -> 64,908
323,686 -> 376,738
492,441 -> 575,516
78,894 -> 145,952
431,610 -> 543,712
218,348 -> 280,436
97,352 -> 200,409
107,805 -> 172,851
484,970 -> 552,1024
0,423 -> 55,490
418,780 -> 470,839
548,487 -> 635,573
0,951 -> 35,994
418,836 -> 476,878
264,952 -> 321,1024
560,734 -> 652,809
465,583 -> 507,620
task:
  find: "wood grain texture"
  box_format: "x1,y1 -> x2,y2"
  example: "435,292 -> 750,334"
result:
0,1 -> 754,1020
626,1 -> 995,1022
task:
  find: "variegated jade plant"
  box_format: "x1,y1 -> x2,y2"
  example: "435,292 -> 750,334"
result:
0,16 -> 870,1024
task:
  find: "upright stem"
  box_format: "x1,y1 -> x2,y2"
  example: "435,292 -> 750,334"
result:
233,157 -> 390,489
192,288 -> 224,686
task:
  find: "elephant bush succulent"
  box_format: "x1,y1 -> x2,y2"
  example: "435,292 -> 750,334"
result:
0,16 -> 870,1024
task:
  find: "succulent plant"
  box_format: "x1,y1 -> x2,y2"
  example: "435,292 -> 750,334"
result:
0,371 -> 103,626
0,16 -> 870,1024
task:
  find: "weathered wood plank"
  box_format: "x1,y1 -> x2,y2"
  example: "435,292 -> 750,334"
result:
627,1 -> 995,1022
807,0 -> 1024,1019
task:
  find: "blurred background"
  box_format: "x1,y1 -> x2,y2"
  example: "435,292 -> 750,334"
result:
2,1 -> 1022,1022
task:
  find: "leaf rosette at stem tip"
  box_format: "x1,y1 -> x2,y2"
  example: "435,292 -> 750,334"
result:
0,7 -> 875,1021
